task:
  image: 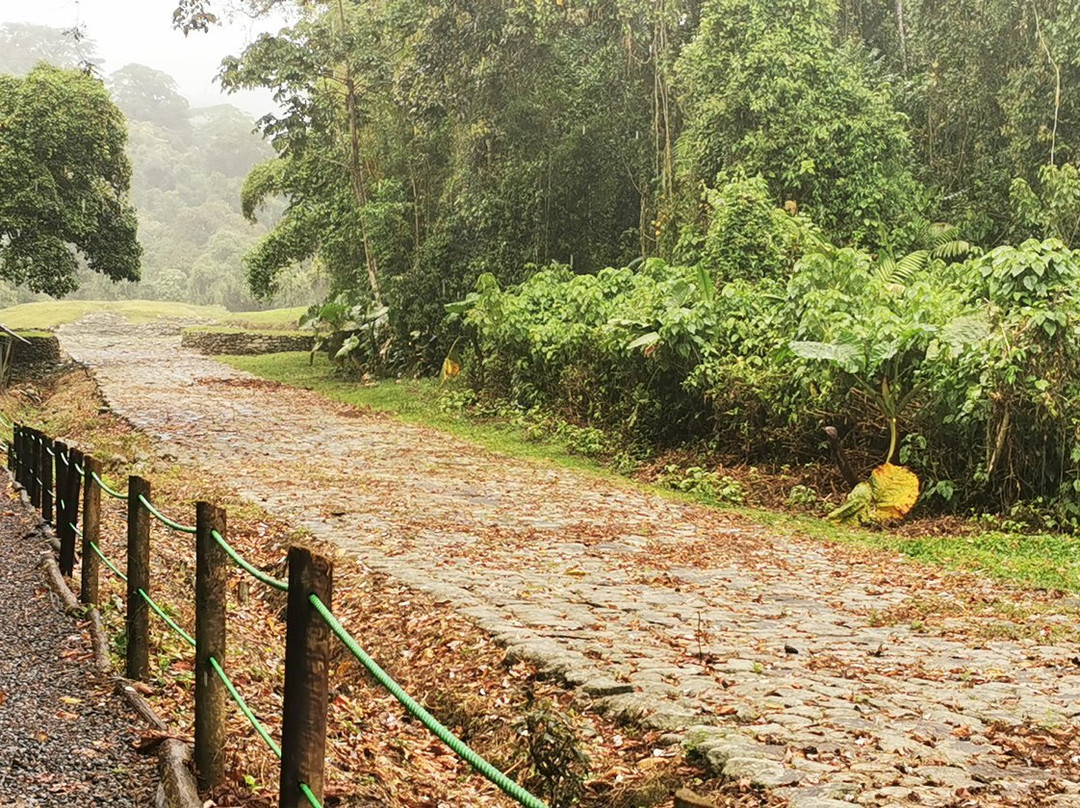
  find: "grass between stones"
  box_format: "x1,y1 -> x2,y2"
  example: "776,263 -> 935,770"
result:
222,351 -> 1080,599
2,365 -> 762,808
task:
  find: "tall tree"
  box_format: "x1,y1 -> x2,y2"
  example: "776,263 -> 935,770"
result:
0,64 -> 140,295
674,0 -> 921,247
108,64 -> 192,137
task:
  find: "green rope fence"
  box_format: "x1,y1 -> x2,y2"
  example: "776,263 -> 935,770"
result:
138,588 -> 196,647
7,417 -> 541,808
89,540 -> 128,582
83,522 -> 320,803
209,656 -> 281,757
211,528 -> 288,592
90,471 -> 127,500
137,493 -> 197,535
308,594 -> 548,808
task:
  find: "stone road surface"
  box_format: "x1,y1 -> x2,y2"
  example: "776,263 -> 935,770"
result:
60,314 -> 1080,808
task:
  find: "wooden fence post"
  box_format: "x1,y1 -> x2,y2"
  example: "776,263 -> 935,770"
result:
55,442 -> 74,576
126,475 -> 151,681
27,429 -> 40,508
39,434 -> 53,526
195,502 -> 227,790
81,456 -> 101,606
19,426 -> 28,490
59,448 -> 83,577
54,440 -> 68,529
17,425 -> 26,488
11,425 -> 20,484
279,547 -> 333,808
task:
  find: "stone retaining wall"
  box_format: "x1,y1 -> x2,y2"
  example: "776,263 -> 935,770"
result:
10,334 -> 61,365
180,330 -> 313,356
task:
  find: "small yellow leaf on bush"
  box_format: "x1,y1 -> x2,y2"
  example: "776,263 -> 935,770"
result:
870,463 -> 920,520
440,357 -> 461,381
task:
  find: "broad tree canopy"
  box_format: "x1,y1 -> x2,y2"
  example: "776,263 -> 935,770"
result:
0,63 -> 141,295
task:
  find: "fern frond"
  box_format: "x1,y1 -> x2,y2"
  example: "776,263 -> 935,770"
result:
931,239 -> 974,260
893,249 -> 929,280
872,255 -> 897,284
927,222 -> 960,247
873,250 -> 927,286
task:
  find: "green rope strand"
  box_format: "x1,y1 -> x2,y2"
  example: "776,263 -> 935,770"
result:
137,493 -> 197,534
299,783 -> 323,808
309,595 -> 547,808
91,471 -> 127,500
209,656 -> 282,758
138,589 -> 195,647
210,529 -> 288,592
89,541 -> 127,582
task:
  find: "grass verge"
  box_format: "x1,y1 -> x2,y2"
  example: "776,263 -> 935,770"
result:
222,351 -> 1080,597
221,352 -> 614,478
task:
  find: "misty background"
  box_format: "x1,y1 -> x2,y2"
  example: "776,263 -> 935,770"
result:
0,5 -> 321,310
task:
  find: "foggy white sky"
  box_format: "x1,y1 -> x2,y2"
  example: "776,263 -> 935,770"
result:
0,0 -> 286,115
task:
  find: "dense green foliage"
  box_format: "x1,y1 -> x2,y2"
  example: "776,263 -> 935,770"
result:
0,64 -> 140,295
460,211 -> 1080,521
211,0 -> 1078,353
186,1 -> 1080,519
675,0 -> 920,247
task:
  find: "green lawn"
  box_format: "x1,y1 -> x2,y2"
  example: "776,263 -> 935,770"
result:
0,300 -> 306,331
222,306 -> 308,330
221,351 -> 1080,595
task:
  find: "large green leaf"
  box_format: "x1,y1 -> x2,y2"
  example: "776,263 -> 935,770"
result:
790,340 -> 860,367
627,331 -> 661,352
940,314 -> 990,350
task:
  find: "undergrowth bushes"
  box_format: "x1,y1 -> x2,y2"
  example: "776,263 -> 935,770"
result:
455,178 -> 1080,525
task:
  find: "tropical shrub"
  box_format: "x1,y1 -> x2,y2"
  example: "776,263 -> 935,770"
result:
457,208 -> 1080,522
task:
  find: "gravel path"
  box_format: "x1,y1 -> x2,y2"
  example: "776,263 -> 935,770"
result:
59,313 -> 1080,807
0,475 -> 154,807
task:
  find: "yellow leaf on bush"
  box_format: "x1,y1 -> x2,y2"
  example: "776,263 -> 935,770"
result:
869,463 -> 920,520
440,356 -> 461,381
828,464 -> 920,525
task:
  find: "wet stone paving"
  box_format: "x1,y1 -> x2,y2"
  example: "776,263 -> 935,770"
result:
59,314 -> 1080,807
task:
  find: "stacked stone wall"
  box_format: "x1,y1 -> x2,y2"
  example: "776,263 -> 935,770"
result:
10,334 -> 61,365
181,330 -> 313,356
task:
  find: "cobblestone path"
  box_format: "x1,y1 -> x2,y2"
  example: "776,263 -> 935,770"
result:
59,314 -> 1080,808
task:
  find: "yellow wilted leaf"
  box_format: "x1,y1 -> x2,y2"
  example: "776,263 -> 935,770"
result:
440,356 -> 461,381
870,463 -> 920,521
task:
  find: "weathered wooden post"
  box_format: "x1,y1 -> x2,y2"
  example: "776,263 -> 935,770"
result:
54,440 -> 68,531
195,502 -> 227,789
55,442 -> 74,576
80,456 -> 102,606
279,547 -> 333,808
27,429 -> 40,508
11,424 -> 21,484
17,425 -> 26,487
126,475 -> 152,681
59,448 -> 83,577
39,433 -> 53,525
